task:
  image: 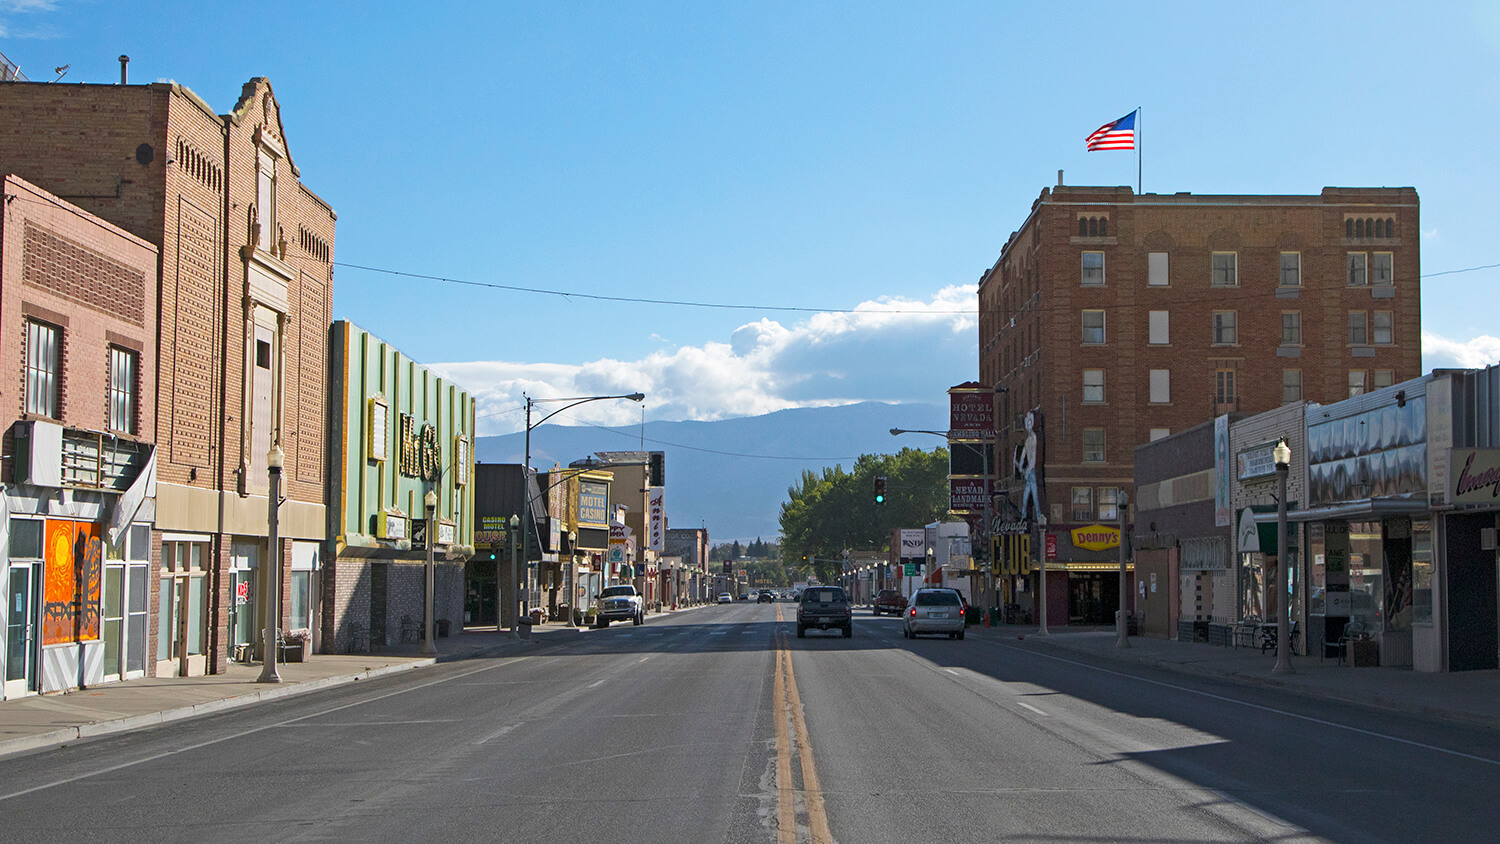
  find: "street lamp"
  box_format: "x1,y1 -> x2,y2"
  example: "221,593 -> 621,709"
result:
258,444 -> 285,684
1115,491 -> 1131,649
509,514 -> 521,639
522,392 -> 644,631
1272,437 -> 1295,675
422,489 -> 438,656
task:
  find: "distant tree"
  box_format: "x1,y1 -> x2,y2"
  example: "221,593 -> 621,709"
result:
731,539 -> 743,558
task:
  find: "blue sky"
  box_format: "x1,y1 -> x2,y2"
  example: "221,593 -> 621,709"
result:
5,1 -> 1499,436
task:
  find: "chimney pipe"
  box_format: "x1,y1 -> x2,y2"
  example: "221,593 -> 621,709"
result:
1057,169 -> 1064,187
118,55 -> 129,85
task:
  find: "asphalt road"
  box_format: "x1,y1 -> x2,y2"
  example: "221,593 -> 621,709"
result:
2,603 -> 1499,843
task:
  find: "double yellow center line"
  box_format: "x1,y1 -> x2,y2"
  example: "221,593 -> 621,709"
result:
772,606 -> 834,844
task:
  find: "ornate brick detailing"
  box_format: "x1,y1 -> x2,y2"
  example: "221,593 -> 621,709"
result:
22,223 -> 146,325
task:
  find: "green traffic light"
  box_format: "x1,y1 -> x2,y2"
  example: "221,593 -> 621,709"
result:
875,494 -> 884,503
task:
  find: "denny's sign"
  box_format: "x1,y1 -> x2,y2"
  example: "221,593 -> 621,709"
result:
1070,524 -> 1120,552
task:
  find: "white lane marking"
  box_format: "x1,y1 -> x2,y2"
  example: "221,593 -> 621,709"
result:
473,724 -> 519,746
710,631 -> 728,636
587,679 -> 607,689
946,668 -> 961,675
1011,645 -> 1500,767
0,659 -> 515,803
637,656 -> 651,663
1015,701 -> 1049,716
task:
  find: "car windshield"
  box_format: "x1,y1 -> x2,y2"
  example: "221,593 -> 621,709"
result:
803,588 -> 845,603
601,586 -> 635,598
913,591 -> 961,607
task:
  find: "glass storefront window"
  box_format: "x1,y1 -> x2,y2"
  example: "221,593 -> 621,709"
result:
1348,521 -> 1385,630
291,570 -> 311,632
9,518 -> 41,558
1411,521 -> 1432,625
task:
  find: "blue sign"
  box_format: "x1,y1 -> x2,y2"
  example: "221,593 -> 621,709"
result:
578,481 -> 608,527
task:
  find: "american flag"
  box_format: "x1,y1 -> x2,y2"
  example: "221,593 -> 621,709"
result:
1086,111 -> 1136,151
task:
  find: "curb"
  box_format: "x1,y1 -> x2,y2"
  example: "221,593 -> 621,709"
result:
1011,633 -> 1500,733
0,658 -> 435,760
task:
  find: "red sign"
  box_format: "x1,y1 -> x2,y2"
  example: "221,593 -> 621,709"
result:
949,390 -> 994,435
1045,533 -> 1058,561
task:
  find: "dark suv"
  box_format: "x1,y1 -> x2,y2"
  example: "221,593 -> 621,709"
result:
873,589 -> 907,616
797,586 -> 852,638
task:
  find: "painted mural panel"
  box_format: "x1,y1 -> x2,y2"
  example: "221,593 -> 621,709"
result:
42,519 -> 103,646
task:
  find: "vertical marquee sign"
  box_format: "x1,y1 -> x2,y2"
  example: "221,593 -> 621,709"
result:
948,383 -> 996,515
398,413 -> 442,480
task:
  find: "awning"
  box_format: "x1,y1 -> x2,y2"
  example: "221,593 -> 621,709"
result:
1253,496 -> 1428,525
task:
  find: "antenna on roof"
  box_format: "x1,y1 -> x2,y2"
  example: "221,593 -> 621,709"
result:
52,65 -> 69,82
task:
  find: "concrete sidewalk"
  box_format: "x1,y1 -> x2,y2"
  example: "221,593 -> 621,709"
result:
975,624 -> 1500,732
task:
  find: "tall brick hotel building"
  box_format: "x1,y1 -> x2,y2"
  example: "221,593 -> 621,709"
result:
979,181 -> 1420,624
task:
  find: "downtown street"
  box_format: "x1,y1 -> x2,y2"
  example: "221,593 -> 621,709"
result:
2,603 -> 1498,843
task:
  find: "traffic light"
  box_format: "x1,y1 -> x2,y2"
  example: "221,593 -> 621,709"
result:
648,451 -> 665,487
874,475 -> 887,504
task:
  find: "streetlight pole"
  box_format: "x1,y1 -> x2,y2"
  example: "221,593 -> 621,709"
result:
1116,491 -> 1130,649
1273,437 -> 1295,675
521,392 -> 644,632
422,489 -> 438,656
258,445 -> 284,684
509,514 -> 520,639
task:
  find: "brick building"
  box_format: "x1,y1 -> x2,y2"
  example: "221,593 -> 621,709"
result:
0,78 -> 336,676
0,175 -> 158,697
979,183 -> 1420,626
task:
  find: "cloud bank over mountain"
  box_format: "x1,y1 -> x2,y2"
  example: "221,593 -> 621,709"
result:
435,285 -> 977,436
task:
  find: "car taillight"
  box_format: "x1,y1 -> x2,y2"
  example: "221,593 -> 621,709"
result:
909,607 -> 916,618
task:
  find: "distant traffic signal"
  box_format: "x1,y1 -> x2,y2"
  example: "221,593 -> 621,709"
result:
874,475 -> 887,504
649,451 -> 665,487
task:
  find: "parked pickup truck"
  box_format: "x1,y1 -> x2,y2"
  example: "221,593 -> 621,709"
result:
596,584 -> 644,628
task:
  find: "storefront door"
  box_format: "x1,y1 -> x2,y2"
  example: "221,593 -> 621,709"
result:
229,542 -> 257,662
157,538 -> 209,677
5,562 -> 40,697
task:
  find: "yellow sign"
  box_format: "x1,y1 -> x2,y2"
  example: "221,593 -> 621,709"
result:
1070,524 -> 1120,551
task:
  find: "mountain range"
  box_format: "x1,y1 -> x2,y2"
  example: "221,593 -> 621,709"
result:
475,401 -> 948,542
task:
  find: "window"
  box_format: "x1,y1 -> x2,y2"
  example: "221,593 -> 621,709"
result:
1148,310 -> 1170,345
25,319 -> 60,418
1280,252 -> 1301,287
1372,252 -> 1393,285
1149,428 -> 1170,441
1347,252 -> 1368,286
1283,370 -> 1302,403
1099,487 -> 1120,522
1211,252 -> 1238,287
1081,251 -> 1105,286
1082,369 -> 1104,403
1282,312 -> 1302,345
1213,311 -> 1237,345
1349,370 -> 1367,397
1372,369 -> 1395,390
1082,310 -> 1106,345
1349,312 -> 1369,345
1083,428 -> 1106,463
108,347 -> 138,434
1148,252 -> 1169,286
1071,487 -> 1093,522
1150,369 -> 1171,404
1373,311 -> 1393,345
1215,367 -> 1238,407
256,150 -> 277,252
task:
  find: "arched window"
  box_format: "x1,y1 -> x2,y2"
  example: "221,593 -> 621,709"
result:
1088,218 -> 1098,237
1385,218 -> 1395,238
1099,217 -> 1108,236
1079,218 -> 1088,237
1346,219 -> 1354,238
1355,219 -> 1364,238
1366,218 -> 1376,237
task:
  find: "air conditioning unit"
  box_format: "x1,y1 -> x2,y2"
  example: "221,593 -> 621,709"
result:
12,419 -> 63,487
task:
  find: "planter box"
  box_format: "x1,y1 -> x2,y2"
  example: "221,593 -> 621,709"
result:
279,643 -> 306,663
1349,639 -> 1378,667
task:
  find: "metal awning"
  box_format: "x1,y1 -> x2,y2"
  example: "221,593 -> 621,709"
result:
1253,496 -> 1429,525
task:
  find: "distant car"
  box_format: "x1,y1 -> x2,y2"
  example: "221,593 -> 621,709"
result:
903,587 -> 965,639
797,586 -> 852,638
596,584 -> 644,628
873,589 -> 908,616
757,591 -> 775,603
717,593 -> 733,604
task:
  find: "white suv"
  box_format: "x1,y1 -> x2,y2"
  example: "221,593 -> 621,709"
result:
596,584 -> 644,627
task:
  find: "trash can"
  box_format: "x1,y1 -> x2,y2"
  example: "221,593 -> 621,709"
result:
516,617 -> 533,640
436,618 -> 451,638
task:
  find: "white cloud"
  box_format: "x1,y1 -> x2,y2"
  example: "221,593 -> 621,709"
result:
433,285 -> 977,435
1422,330 -> 1500,370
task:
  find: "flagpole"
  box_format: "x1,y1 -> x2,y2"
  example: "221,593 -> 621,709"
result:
1136,106 -> 1142,194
